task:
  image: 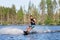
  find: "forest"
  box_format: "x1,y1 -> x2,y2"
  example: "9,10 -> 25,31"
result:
0,0 -> 60,25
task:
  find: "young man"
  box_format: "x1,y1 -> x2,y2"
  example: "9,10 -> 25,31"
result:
24,15 -> 36,35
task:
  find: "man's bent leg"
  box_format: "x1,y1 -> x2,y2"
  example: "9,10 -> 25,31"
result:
26,26 -> 32,32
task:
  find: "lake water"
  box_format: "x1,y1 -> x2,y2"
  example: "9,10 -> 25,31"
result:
0,25 -> 60,40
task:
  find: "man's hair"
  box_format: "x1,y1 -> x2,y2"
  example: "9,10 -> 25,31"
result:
30,15 -> 32,17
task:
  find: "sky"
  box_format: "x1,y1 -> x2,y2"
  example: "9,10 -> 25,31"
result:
0,0 -> 59,12
0,0 -> 40,11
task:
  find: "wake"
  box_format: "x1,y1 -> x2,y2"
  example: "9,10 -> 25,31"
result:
0,27 -> 24,34
0,27 -> 60,35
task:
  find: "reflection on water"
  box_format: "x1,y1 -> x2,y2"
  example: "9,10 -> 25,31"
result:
0,25 -> 60,40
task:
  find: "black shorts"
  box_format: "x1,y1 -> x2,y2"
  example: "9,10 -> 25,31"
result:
29,25 -> 35,29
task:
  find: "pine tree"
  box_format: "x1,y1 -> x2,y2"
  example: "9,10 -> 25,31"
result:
17,6 -> 24,24
39,0 -> 46,25
46,0 -> 53,25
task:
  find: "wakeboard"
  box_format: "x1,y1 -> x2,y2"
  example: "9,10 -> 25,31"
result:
23,31 -> 29,35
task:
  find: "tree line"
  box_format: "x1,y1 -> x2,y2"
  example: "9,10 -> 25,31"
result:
0,0 -> 60,25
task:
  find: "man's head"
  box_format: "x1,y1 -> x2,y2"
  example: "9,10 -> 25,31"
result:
30,15 -> 33,19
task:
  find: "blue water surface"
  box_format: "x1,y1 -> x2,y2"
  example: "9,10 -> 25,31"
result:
0,25 -> 60,40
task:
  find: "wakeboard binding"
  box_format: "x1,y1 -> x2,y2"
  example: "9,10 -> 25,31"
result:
24,31 -> 29,35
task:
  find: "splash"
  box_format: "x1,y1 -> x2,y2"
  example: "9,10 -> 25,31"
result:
0,27 -> 24,34
0,27 -> 60,35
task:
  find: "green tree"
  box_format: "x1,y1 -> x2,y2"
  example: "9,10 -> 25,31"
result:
3,7 -> 9,25
39,0 -> 46,25
46,0 -> 53,18
44,15 -> 53,25
59,0 -> 60,6
57,0 -> 60,25
52,0 -> 57,25
46,0 -> 53,25
52,0 -> 57,12
17,7 -> 24,24
11,5 -> 16,24
59,0 -> 60,24
0,7 -> 3,25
